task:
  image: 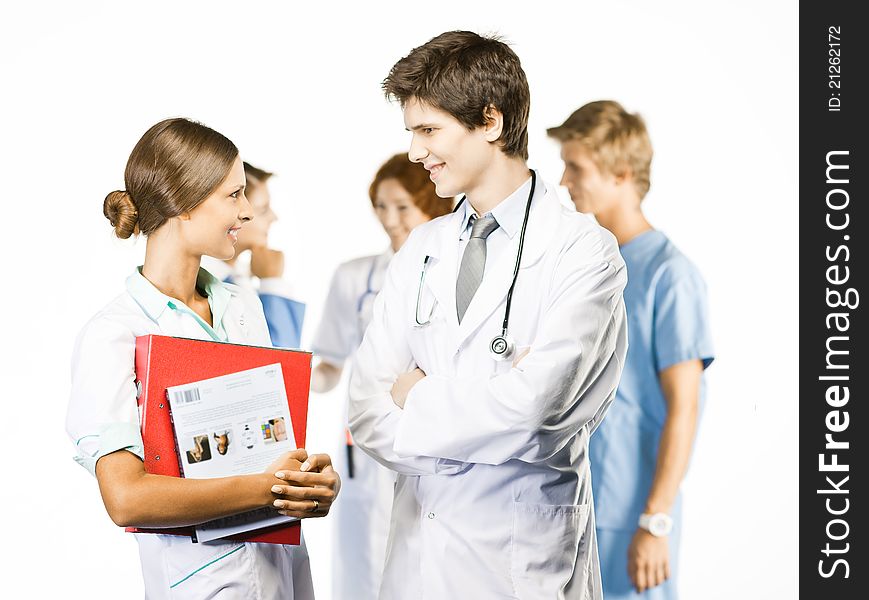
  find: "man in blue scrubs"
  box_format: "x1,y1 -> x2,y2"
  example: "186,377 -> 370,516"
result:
548,101 -> 714,599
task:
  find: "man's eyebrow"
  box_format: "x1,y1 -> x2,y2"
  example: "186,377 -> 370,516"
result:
406,123 -> 437,132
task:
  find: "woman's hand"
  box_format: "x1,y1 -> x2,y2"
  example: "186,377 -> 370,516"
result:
265,448 -> 308,476
270,453 -> 341,518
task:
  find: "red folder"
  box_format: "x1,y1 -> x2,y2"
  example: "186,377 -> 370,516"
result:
128,334 -> 312,545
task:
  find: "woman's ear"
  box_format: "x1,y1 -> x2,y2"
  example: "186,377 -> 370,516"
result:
482,105 -> 504,143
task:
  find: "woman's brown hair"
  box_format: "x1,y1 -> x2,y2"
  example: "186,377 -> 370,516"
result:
368,153 -> 452,219
103,118 -> 239,238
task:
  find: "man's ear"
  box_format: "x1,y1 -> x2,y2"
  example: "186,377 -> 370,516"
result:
482,105 -> 504,143
613,166 -> 634,187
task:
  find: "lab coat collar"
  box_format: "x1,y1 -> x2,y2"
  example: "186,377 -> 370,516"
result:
454,176 -> 555,346
415,213 -> 461,334
417,173 -> 560,353
380,246 -> 396,262
126,266 -> 235,328
200,256 -> 235,282
458,174 -> 532,240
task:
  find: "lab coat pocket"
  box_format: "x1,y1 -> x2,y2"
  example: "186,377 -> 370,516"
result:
406,313 -> 450,376
494,345 -> 532,377
164,540 -> 254,598
510,501 -> 589,599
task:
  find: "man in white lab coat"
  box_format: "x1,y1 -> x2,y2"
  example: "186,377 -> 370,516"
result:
349,31 -> 628,599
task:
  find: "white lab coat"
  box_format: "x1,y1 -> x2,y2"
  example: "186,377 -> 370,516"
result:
349,175 -> 627,600
311,250 -> 396,600
66,268 -> 314,600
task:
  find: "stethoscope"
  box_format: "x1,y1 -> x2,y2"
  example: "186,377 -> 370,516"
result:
415,170 -> 536,362
356,258 -> 379,315
357,251 -> 392,328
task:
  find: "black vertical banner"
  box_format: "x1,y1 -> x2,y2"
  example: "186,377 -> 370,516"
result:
801,4 -> 867,597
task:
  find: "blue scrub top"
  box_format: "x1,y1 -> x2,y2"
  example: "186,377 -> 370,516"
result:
590,230 -> 714,531
221,275 -> 305,349
258,293 -> 305,348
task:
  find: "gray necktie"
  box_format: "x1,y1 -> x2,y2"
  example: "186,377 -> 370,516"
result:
456,214 -> 500,323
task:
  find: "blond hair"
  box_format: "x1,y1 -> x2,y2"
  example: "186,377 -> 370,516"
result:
547,100 -> 653,199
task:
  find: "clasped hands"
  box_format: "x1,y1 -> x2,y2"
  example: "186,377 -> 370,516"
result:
266,449 -> 341,518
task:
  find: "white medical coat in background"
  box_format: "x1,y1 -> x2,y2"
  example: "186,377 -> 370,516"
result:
349,174 -> 628,600
311,249 -> 396,600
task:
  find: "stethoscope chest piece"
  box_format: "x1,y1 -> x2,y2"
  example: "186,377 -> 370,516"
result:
489,333 -> 516,362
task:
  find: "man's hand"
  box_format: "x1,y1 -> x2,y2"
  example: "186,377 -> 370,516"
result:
627,529 -> 670,594
512,347 -> 530,368
251,246 -> 285,279
270,452 -> 341,518
391,368 -> 426,409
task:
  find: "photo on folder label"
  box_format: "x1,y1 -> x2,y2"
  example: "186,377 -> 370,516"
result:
184,434 -> 212,464
212,429 -> 232,456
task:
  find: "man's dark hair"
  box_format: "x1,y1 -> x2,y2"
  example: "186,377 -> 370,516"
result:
383,31 -> 530,160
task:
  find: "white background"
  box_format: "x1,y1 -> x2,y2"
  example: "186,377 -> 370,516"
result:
0,1 -> 797,598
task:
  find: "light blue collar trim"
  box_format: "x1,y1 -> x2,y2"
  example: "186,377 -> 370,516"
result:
126,267 -> 233,340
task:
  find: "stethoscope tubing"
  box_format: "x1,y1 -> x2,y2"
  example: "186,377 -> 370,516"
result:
414,170 -> 537,339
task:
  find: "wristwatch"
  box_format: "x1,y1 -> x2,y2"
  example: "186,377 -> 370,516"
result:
638,512 -> 673,537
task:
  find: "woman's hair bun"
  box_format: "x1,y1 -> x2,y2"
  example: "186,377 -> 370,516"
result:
103,190 -> 140,239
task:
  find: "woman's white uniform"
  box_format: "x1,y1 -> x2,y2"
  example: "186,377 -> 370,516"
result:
66,267 -> 314,600
349,175 -> 628,600
311,250 -> 395,600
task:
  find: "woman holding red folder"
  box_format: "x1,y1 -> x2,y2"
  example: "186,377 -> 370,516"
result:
66,117 -> 339,599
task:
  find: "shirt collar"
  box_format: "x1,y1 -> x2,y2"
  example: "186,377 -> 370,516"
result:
199,256 -> 235,282
458,173 -> 533,240
125,266 -> 233,329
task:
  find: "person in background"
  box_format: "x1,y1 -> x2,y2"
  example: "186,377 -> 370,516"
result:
67,117 -> 340,599
309,153 -> 451,600
202,162 -> 305,348
548,100 -> 715,599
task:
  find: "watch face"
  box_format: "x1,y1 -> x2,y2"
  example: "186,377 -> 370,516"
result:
649,514 -> 673,536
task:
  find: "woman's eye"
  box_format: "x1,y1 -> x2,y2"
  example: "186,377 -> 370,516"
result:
230,190 -> 241,199
423,128 -> 434,135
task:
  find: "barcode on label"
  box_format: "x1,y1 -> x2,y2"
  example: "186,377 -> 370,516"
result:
173,388 -> 201,405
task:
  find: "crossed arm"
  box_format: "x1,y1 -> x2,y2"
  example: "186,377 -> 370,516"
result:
349,237 -> 627,472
